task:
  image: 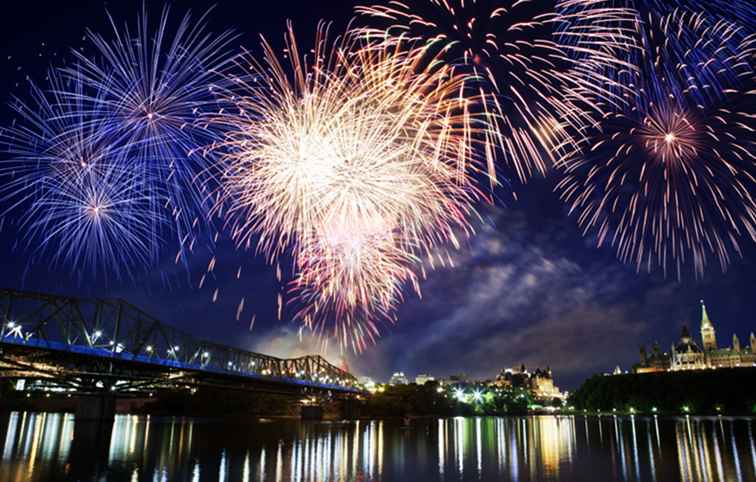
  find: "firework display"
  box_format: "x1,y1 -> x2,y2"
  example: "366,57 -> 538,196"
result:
645,1 -> 756,30
0,70 -> 159,277
556,10 -> 756,278
214,24 -> 485,350
65,6 -> 237,260
0,2 -> 754,350
1,7 -> 236,278
356,0 -> 638,182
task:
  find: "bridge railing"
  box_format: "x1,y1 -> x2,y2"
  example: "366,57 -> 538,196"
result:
0,289 -> 358,392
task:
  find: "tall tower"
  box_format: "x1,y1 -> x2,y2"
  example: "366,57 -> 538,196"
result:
733,334 -> 741,353
750,332 -> 756,353
700,299 -> 717,351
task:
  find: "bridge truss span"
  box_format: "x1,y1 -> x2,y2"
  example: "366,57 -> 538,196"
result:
0,289 -> 361,397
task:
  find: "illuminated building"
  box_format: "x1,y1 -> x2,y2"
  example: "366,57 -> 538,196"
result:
358,376 -> 376,390
636,342 -> 670,374
415,374 -> 435,385
388,372 -> 409,385
494,364 -> 565,401
670,325 -> 707,370
636,300 -> 756,373
441,373 -> 469,384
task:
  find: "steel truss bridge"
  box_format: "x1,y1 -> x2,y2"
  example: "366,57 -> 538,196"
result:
0,289 -> 360,397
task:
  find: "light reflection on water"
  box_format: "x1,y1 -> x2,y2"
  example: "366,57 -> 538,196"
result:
0,412 -> 755,481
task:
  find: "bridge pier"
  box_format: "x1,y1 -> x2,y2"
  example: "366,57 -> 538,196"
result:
70,411 -> 113,480
75,395 -> 116,421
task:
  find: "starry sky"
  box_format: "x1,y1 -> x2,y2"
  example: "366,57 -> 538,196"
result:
1,0 -> 755,390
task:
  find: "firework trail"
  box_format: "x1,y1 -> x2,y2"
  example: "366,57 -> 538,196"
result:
64,5 -> 237,261
0,70 -> 159,277
214,22 -> 487,350
356,0 -> 638,182
292,228 -> 417,352
644,1 -> 755,31
556,11 -> 756,278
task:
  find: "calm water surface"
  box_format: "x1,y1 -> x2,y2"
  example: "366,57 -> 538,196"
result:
1,411 -> 755,481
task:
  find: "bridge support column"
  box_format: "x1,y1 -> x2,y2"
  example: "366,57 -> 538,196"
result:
70,409 -> 113,480
300,405 -> 323,420
75,395 -> 116,421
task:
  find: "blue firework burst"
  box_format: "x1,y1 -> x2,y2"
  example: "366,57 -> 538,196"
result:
556,10 -> 756,278
0,69 -> 161,278
64,5 -> 238,258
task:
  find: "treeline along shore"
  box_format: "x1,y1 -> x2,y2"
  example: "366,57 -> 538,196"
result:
570,367 -> 756,415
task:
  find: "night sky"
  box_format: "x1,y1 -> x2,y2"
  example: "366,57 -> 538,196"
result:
1,0 -> 755,390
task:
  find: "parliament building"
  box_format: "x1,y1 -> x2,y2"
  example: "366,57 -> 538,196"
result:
636,301 -> 756,373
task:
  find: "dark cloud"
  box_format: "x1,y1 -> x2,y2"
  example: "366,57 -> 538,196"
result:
351,205 -> 685,389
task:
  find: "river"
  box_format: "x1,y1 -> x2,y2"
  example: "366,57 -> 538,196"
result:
1,411 -> 754,481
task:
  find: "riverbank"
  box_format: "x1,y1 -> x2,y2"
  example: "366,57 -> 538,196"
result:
9,373 -> 756,420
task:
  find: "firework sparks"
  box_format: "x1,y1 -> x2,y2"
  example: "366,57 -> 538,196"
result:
26,163 -> 158,276
556,11 -> 756,278
639,107 -> 699,164
214,22 -> 487,350
641,1 -> 756,31
291,218 -> 419,352
357,0 -> 638,181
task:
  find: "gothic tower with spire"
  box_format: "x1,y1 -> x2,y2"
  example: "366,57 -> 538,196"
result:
700,300 -> 717,351
635,300 -> 756,373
